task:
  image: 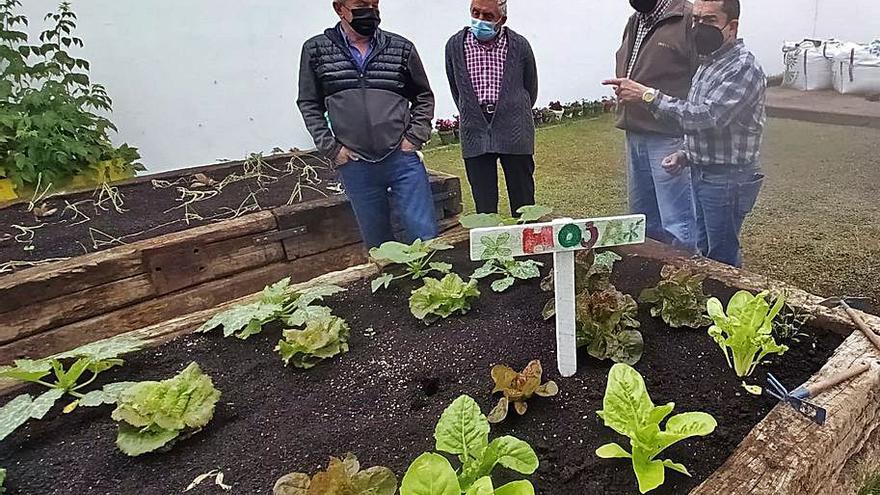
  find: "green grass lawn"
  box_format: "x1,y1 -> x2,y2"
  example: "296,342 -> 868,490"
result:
424,115 -> 880,308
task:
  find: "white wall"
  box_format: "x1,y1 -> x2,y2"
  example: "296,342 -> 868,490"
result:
18,0 -> 880,173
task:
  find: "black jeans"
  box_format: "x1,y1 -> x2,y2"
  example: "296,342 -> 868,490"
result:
463,153 -> 536,216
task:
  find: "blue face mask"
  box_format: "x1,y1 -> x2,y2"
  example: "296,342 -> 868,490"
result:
470,18 -> 499,42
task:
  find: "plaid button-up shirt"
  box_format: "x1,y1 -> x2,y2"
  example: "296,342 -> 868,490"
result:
626,0 -> 672,77
652,40 -> 767,166
465,28 -> 509,105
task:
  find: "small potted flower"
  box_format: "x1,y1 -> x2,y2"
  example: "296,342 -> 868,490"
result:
565,100 -> 583,119
549,101 -> 564,121
532,108 -> 545,126
541,107 -> 557,124
452,115 -> 461,141
435,119 -> 456,145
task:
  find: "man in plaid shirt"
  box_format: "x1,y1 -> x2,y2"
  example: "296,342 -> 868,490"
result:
445,0 -> 539,216
605,0 -> 766,267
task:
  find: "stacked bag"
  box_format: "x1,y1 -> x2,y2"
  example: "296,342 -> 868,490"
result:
783,38 -> 880,95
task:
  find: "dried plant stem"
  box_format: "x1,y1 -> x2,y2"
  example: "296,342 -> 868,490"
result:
93,182 -> 126,214
26,173 -> 54,212
0,258 -> 70,274
61,199 -> 93,226
88,227 -> 127,249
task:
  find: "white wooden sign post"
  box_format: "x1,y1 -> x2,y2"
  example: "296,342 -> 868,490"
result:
469,214 -> 647,377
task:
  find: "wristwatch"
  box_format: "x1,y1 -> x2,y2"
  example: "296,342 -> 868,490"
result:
642,88 -> 658,104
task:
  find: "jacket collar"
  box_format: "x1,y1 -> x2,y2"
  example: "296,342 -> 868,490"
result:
325,22 -> 388,51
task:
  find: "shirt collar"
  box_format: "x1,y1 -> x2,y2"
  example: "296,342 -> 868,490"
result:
466,26 -> 508,49
338,24 -> 377,48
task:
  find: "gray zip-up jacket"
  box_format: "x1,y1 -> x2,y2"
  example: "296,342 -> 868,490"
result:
297,25 -> 435,162
445,27 -> 538,159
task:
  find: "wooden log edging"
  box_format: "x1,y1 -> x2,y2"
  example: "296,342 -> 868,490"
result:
618,241 -> 880,495
0,169 -> 462,363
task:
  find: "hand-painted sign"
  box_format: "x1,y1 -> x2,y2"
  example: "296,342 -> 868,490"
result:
469,214 -> 646,377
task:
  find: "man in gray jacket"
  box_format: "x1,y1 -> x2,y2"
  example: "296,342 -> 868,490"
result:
445,0 -> 539,216
297,0 -> 437,248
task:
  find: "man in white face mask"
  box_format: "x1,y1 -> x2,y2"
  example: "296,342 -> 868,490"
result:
610,0 -> 700,254
604,0 -> 767,268
444,0 -> 539,217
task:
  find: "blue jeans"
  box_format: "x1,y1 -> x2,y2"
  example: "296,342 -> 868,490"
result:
626,132 -> 697,252
692,164 -> 765,267
338,150 -> 438,248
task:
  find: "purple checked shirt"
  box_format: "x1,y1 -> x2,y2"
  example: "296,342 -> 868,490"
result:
465,27 -> 509,105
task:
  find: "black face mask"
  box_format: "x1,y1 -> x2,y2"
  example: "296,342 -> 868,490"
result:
695,23 -> 725,55
630,0 -> 659,13
348,8 -> 381,37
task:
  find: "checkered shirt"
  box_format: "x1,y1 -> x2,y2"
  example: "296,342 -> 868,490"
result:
652,40 -> 767,166
465,27 -> 509,105
626,0 -> 672,77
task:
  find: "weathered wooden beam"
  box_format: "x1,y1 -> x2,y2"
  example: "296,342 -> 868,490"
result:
0,242 -> 368,363
0,210 -> 278,314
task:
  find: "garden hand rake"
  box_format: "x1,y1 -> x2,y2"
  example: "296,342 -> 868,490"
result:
766,362 -> 873,426
818,297 -> 880,354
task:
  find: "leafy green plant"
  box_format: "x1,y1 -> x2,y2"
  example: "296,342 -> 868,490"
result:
276,315 -> 350,369
596,363 -> 717,494
111,362 -> 220,456
399,395 -> 538,494
770,294 -> 813,346
471,258 -> 542,293
707,291 -> 788,378
459,205 -> 552,229
487,360 -> 558,424
273,453 -> 397,495
542,251 -> 643,365
0,1 -> 143,189
639,265 -> 712,329
409,274 -> 481,324
370,239 -> 454,293
858,470 -> 880,495
197,279 -> 344,339
0,335 -> 145,442
0,467 -> 5,493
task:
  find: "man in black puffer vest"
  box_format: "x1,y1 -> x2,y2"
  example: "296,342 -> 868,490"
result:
297,0 -> 437,248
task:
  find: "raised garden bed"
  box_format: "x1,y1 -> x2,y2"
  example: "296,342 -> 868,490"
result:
1,237 -> 876,494
0,152 -> 462,362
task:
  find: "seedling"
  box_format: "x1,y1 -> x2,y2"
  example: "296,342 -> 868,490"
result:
596,364 -> 717,494
399,395 -> 538,494
471,257 -> 543,293
370,239 -> 454,293
274,453 -> 397,495
112,362 -> 220,456
771,293 -> 813,346
487,360 -> 559,423
198,278 -> 345,339
470,215 -> 646,376
0,335 -> 147,442
459,205 -> 553,229
409,274 -> 481,324
276,315 -> 351,369
707,291 -> 788,378
639,265 -> 712,329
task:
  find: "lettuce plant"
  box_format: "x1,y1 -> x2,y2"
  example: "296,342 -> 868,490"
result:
198,279 -> 344,339
409,274 -> 481,324
471,258 -> 543,293
487,360 -> 558,424
370,239 -> 454,293
273,453 -> 397,495
639,265 -> 712,329
707,291 -> 788,377
111,362 -> 221,456
401,454 -> 534,495
541,251 -> 643,364
400,395 -> 538,494
276,315 -> 350,369
596,364 -> 717,494
0,335 -> 146,442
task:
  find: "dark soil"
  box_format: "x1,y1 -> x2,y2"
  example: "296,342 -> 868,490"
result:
0,154 -> 340,271
0,249 -> 844,495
